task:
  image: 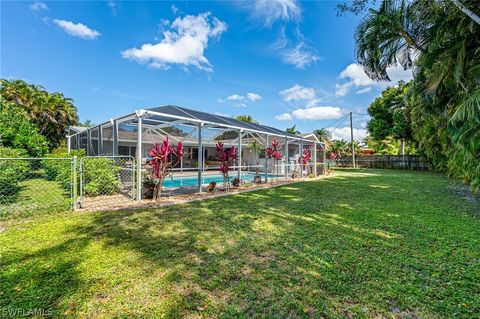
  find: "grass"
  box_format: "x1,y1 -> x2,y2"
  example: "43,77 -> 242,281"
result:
1,169 -> 479,318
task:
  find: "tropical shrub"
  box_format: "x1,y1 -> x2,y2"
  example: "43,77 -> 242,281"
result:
265,140 -> 282,175
147,137 -> 184,200
216,141 -> 237,191
43,148 -> 85,193
83,158 -> 120,196
0,98 -> 49,157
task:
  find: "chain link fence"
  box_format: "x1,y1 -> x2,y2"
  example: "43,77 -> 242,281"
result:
0,156 -> 325,216
0,158 -> 73,219
78,156 -> 136,210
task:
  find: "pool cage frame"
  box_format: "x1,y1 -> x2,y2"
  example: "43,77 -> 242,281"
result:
67,105 -> 326,199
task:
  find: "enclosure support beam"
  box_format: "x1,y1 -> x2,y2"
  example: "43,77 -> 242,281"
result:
67,136 -> 71,154
136,115 -> 142,201
285,137 -> 289,180
238,129 -> 242,180
313,142 -> 317,176
264,135 -> 269,183
197,123 -> 204,193
323,143 -> 327,175
300,139 -> 304,178
87,129 -> 92,156
113,119 -> 118,156
98,124 -> 103,155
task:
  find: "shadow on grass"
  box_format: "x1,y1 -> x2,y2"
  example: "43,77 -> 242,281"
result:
0,238 -> 87,316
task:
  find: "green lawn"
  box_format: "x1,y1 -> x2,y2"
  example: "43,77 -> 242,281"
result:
1,169 -> 479,318
0,177 -> 71,220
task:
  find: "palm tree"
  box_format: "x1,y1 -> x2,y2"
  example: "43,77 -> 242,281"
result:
286,124 -> 300,134
313,128 -> 332,143
0,78 -> 79,149
354,0 -> 425,81
235,115 -> 258,124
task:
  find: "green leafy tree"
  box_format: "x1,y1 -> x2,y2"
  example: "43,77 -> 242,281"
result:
313,129 -> 332,143
367,81 -> 414,154
0,79 -> 79,149
235,115 -> 258,124
354,0 -> 480,191
286,125 -> 300,134
0,98 -> 49,157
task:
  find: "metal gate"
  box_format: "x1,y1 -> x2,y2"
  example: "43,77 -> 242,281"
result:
79,156 -> 136,210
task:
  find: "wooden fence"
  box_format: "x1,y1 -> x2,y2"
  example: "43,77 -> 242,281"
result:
336,155 -> 431,170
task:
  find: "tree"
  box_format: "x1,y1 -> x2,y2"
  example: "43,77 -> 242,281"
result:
354,0 -> 480,191
286,125 -> 300,134
0,79 -> 79,149
313,129 -> 332,143
0,98 -> 49,157
329,140 -> 349,158
354,0 -> 424,81
367,81 -> 414,153
235,115 -> 258,124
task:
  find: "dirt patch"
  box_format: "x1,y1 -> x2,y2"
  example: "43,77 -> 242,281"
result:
77,175 -> 331,213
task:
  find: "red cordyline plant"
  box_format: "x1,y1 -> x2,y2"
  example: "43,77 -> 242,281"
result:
147,137 -> 183,200
216,141 -> 237,190
301,145 -> 312,174
266,140 -> 283,175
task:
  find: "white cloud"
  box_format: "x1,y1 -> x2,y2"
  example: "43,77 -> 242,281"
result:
234,103 -> 247,108
279,84 -> 316,101
247,0 -> 301,27
277,106 -> 342,121
291,106 -> 342,120
107,1 -> 117,16
53,19 -> 100,40
227,94 -> 244,101
281,42 -> 320,69
29,2 -> 48,11
247,92 -> 262,101
327,127 -> 367,142
275,113 -> 293,121
122,12 -> 227,72
335,63 -> 413,96
171,4 -> 179,15
355,87 -> 372,94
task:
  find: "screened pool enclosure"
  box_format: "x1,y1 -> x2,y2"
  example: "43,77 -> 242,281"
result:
67,105 -> 326,199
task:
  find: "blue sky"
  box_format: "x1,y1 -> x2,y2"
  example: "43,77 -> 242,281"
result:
1,0 -> 412,141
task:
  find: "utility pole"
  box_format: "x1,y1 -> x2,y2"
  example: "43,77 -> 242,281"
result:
349,112 -> 356,168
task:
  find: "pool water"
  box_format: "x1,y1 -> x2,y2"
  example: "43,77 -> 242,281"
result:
162,173 -> 280,188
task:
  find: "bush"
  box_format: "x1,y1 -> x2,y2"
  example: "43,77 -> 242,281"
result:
83,158 -> 120,196
0,147 -> 29,202
308,173 -> 316,178
43,148 -> 85,193
0,98 -> 49,157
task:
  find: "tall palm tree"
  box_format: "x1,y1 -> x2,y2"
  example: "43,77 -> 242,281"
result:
235,115 -> 258,124
0,79 -> 79,149
354,0 -> 425,81
313,128 -> 332,143
286,124 -> 300,134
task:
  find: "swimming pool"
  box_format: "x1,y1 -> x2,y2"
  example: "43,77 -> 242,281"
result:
162,173 -> 280,188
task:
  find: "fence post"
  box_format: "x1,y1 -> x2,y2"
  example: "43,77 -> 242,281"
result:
72,156 -> 78,211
